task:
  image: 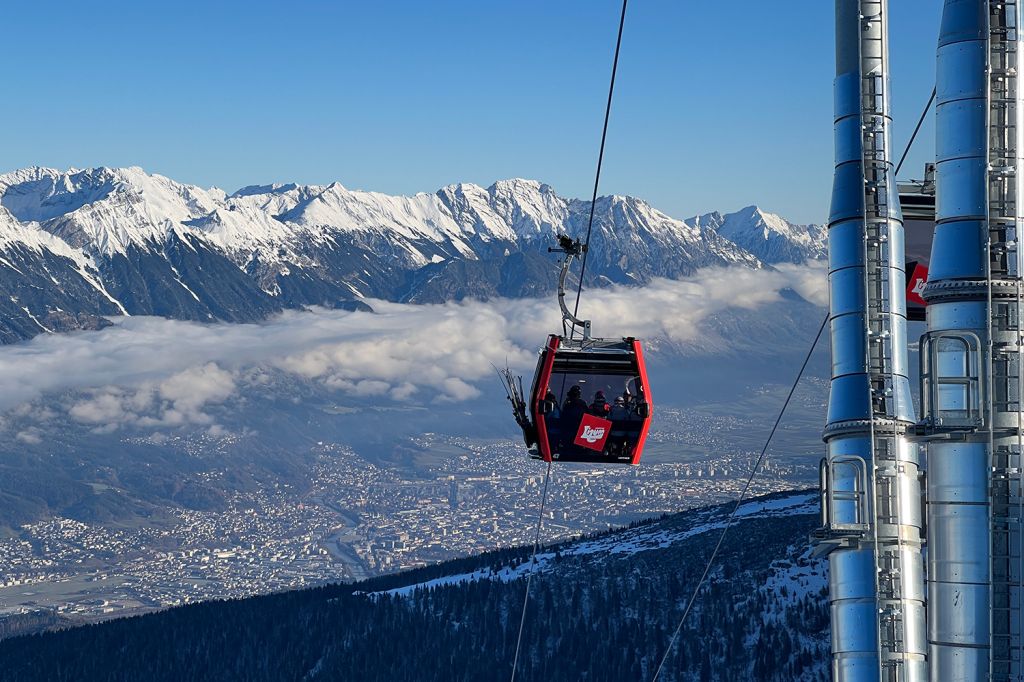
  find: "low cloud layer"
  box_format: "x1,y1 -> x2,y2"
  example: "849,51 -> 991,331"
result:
0,262 -> 826,434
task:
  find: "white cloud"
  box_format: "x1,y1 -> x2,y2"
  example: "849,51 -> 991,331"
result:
69,392 -> 130,425
67,364 -> 236,431
774,262 -> 829,307
0,263 -> 826,432
15,427 -> 42,445
158,363 -> 235,416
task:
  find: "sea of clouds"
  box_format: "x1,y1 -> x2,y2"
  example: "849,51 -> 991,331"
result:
0,263 -> 826,436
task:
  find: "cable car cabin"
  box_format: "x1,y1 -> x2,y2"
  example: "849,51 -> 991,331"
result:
528,335 -> 652,464
496,235 -> 653,465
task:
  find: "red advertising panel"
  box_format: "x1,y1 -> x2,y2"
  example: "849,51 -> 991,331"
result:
906,262 -> 928,309
899,178 -> 934,322
573,413 -> 613,452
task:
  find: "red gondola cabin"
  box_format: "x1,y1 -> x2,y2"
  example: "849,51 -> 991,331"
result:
497,235 -> 654,465
528,335 -> 652,464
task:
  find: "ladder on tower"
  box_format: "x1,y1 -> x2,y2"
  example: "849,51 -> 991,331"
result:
987,1 -> 1024,678
860,5 -> 909,677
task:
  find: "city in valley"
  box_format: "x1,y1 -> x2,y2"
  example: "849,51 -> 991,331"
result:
0,402 -> 820,635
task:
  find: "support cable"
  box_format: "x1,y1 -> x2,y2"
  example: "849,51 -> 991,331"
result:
894,86 -> 935,177
649,314 -> 828,681
511,6 -> 627,676
510,459 -> 554,682
649,80 -> 936,682
569,0 -> 628,340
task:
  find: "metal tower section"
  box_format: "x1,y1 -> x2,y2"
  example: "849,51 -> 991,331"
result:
815,1 -> 927,680
921,0 -> 1024,678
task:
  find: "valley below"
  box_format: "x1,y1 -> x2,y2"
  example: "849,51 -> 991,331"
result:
0,366 -> 827,636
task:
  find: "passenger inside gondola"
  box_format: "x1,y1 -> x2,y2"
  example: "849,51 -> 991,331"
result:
544,390 -> 560,418
539,373 -> 648,463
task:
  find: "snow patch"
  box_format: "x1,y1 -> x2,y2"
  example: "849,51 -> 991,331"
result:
377,492 -> 817,597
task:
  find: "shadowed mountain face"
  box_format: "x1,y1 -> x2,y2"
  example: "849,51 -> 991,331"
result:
0,167 -> 823,342
0,491 -> 829,681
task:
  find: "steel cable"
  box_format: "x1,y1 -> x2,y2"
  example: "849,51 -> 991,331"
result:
649,314 -> 828,681
510,459 -> 554,681
569,0 -> 628,339
894,86 -> 935,176
649,81 -> 937,682
510,3 -> 628,676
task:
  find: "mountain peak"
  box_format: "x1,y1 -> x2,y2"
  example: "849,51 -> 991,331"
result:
713,205 -> 825,264
0,166 -> 228,254
487,178 -> 550,193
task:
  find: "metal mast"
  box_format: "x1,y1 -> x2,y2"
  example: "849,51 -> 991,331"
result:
814,1 -> 927,680
920,1 -> 1024,678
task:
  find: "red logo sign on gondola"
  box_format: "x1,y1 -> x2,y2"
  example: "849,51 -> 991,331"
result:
574,413 -> 612,452
907,262 -> 928,307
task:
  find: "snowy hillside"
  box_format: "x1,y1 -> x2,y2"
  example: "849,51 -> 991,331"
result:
0,490 -> 829,681
0,167 -> 825,343
379,491 -> 819,596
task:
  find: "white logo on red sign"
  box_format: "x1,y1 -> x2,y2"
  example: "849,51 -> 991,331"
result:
574,413 -> 612,452
907,264 -> 929,306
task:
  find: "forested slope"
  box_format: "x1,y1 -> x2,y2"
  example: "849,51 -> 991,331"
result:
0,491 -> 828,681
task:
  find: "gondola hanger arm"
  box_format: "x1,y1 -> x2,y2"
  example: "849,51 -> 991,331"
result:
550,235 -> 592,340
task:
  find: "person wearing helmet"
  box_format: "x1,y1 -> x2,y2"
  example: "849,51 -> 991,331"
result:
609,395 -> 628,421
590,390 -> 610,415
560,385 -> 589,453
544,390 -> 561,419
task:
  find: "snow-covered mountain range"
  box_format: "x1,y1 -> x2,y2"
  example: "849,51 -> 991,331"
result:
0,167 -> 825,343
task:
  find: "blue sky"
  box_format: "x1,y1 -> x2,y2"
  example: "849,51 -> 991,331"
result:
0,1 -> 940,224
